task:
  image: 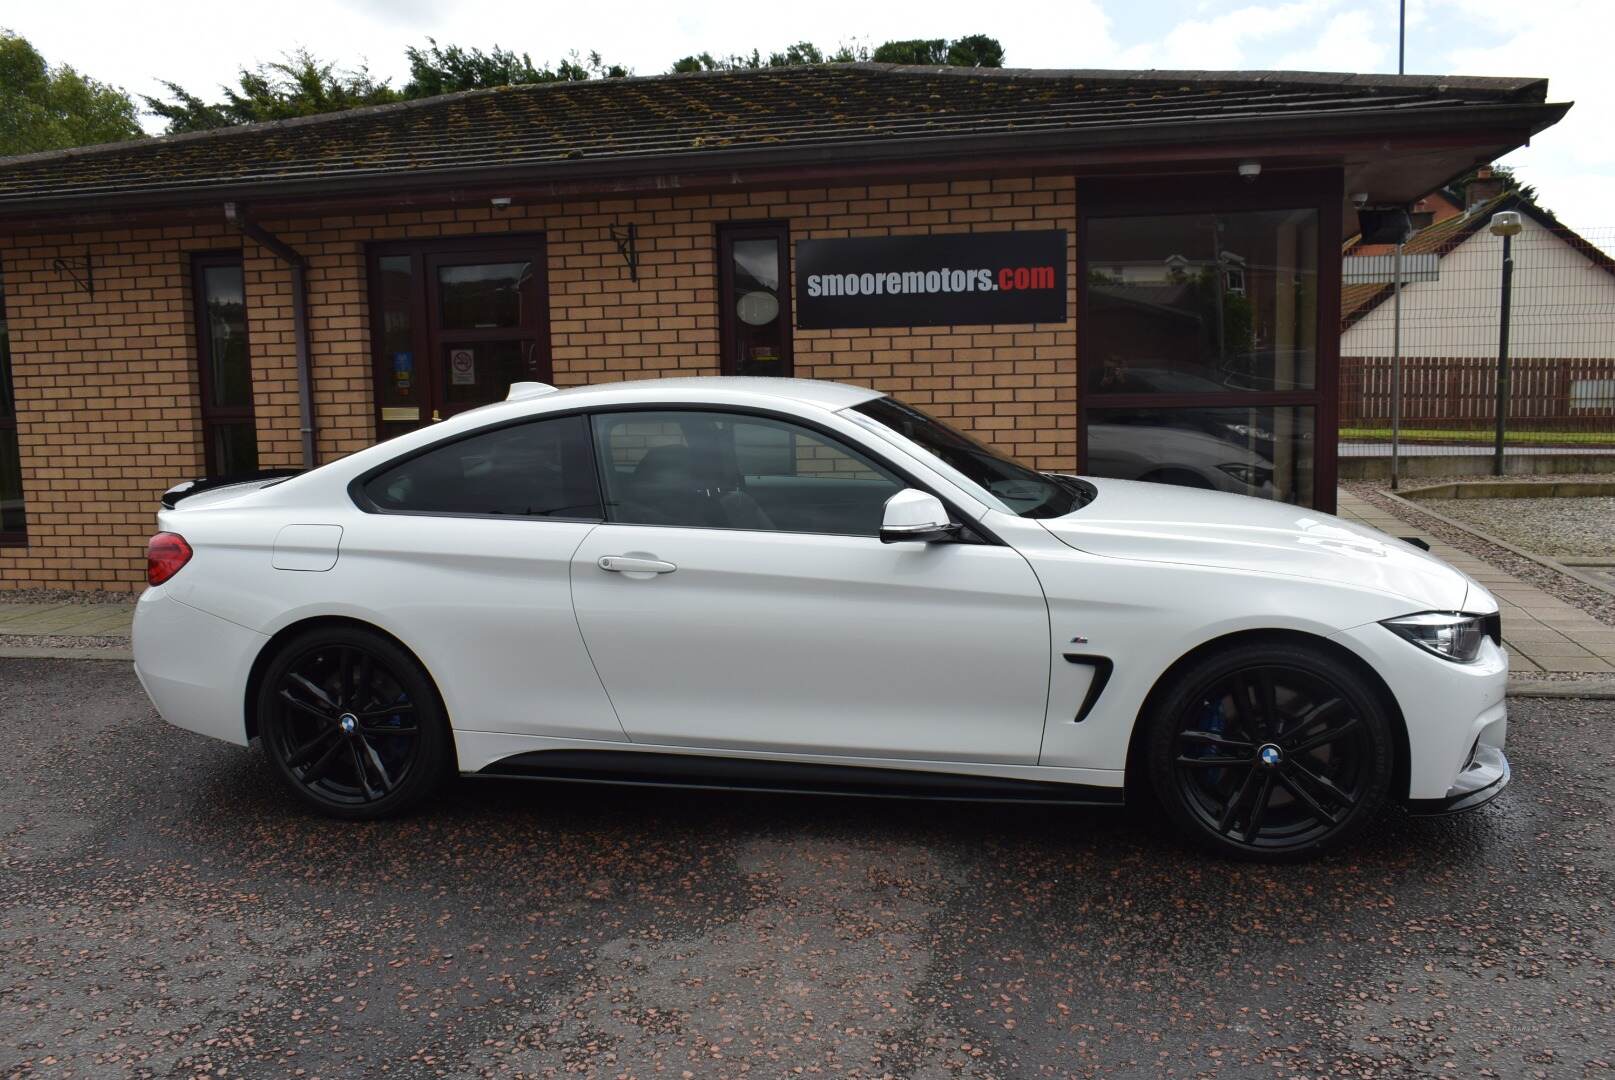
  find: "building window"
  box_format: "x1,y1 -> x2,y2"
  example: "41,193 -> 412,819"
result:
718,222 -> 793,377
0,278 -> 24,544
1080,188 -> 1331,510
192,253 -> 257,477
367,236 -> 551,440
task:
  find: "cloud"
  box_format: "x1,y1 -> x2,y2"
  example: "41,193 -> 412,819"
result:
1431,0 -> 1613,228
1275,11 -> 1391,72
1109,0 -> 1340,69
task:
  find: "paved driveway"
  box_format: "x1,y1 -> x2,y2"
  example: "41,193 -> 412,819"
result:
3,658 -> 1612,1078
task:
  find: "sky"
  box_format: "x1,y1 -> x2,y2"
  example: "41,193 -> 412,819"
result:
7,0 -> 1611,228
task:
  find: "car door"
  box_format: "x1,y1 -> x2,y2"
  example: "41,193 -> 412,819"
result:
347,412 -> 625,743
569,408 -> 1051,764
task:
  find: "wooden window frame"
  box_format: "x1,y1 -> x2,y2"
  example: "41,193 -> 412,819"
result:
717,220 -> 794,377
1076,171 -> 1343,513
365,233 -> 552,435
191,251 -> 256,477
0,279 -> 25,546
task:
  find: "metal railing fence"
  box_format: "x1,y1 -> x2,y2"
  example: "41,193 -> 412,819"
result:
1338,220 -> 1615,468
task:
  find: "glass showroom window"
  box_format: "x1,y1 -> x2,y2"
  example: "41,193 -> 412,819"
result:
0,277 -> 24,543
719,222 -> 793,377
193,253 -> 258,477
1082,205 -> 1324,507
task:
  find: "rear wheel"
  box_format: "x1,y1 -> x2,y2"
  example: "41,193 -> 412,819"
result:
1146,641 -> 1394,861
257,626 -> 450,819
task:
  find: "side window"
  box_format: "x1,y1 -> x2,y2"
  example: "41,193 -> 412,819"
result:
362,414 -> 602,519
193,253 -> 257,477
593,410 -> 903,536
718,222 -> 792,376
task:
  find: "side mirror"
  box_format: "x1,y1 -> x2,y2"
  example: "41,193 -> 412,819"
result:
880,489 -> 961,544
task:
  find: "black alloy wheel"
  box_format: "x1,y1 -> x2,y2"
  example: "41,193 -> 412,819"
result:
258,626 -> 449,818
1147,642 -> 1394,861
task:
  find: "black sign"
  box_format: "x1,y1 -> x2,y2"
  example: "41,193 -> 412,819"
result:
795,230 -> 1067,329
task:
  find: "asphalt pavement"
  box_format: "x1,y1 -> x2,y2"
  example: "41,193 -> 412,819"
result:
2,657 -> 1612,1079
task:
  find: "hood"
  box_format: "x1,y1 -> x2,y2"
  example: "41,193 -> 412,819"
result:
1042,477 -> 1472,610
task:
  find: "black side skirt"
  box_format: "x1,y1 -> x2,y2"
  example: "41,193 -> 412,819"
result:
476,750 -> 1125,806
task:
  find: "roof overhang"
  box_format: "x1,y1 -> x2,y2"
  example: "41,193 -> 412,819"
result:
0,96 -> 1569,236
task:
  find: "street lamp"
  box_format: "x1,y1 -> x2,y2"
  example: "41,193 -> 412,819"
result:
1489,210 -> 1524,476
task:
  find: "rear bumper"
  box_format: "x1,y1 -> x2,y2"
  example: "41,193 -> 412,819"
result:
1406,744 -> 1510,815
133,588 -> 266,746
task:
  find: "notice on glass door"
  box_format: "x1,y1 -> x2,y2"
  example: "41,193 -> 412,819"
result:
449,348 -> 476,385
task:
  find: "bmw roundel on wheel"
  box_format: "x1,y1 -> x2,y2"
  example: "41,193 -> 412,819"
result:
133,377 -> 1509,862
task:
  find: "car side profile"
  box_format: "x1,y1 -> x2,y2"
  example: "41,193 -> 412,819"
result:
133,377 -> 1510,861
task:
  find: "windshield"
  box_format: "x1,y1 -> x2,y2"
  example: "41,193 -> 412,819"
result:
849,397 -> 1090,519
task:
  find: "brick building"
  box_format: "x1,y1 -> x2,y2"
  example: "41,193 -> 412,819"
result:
0,64 -> 1568,590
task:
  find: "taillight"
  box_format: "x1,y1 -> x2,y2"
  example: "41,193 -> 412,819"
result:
146,532 -> 193,586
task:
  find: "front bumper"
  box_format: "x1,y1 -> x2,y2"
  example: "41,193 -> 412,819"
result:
1406,744 -> 1510,815
1330,620 -> 1509,804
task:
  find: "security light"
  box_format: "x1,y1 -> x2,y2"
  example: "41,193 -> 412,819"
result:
1488,210 -> 1523,236
1237,161 -> 1261,181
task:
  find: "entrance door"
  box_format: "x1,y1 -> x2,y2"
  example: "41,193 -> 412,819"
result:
369,237 -> 551,440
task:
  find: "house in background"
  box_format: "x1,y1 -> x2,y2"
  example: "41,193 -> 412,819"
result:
1340,187 -> 1615,433
1349,184 -> 1467,258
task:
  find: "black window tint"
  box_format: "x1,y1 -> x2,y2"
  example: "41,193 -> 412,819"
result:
364,414 -> 602,518
593,410 -> 902,536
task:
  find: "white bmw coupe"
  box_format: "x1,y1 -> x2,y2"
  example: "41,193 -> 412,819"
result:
134,378 -> 1509,861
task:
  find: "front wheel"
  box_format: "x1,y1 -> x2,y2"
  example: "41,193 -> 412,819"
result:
257,626 -> 451,819
1146,641 -> 1394,861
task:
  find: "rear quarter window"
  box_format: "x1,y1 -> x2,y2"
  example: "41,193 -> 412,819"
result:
362,414 -> 602,519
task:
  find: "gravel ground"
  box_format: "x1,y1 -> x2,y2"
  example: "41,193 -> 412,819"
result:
1343,478 -> 1615,629
4,658 -> 1615,1079
0,634 -> 131,650
0,588 -> 136,606
1430,495 -> 1615,561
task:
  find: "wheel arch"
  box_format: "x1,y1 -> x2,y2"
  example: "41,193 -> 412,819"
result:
243,615 -> 454,772
1122,627 -> 1412,804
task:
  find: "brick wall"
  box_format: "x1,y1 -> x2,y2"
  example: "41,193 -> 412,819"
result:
0,175 -> 1077,590
0,223 -> 233,591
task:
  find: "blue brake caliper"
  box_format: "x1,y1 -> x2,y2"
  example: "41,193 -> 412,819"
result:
1198,697 -> 1226,781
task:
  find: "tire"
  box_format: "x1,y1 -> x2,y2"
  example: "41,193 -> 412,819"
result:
257,625 -> 451,819
1145,640 -> 1394,862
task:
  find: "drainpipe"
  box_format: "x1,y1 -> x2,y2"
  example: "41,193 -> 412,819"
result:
223,202 -> 318,471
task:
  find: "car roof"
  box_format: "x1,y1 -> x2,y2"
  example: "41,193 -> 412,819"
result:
533,376 -> 885,411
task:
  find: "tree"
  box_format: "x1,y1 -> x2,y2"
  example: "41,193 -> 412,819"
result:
944,34 -> 1005,68
672,35 -> 998,74
870,39 -> 950,65
871,36 -> 1004,67
0,30 -> 144,155
402,39 -> 624,98
672,41 -> 856,73
144,50 -> 398,133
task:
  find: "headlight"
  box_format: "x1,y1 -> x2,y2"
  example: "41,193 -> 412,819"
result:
1381,611 -> 1488,663
1217,462 -> 1274,487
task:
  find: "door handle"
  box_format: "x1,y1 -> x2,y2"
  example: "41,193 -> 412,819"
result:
597,555 -> 677,574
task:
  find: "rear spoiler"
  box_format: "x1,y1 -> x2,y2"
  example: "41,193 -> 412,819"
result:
161,470 -> 302,509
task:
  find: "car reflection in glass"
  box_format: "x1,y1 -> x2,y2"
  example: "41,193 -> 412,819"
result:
1091,366 -> 1283,456
1086,422 -> 1277,497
